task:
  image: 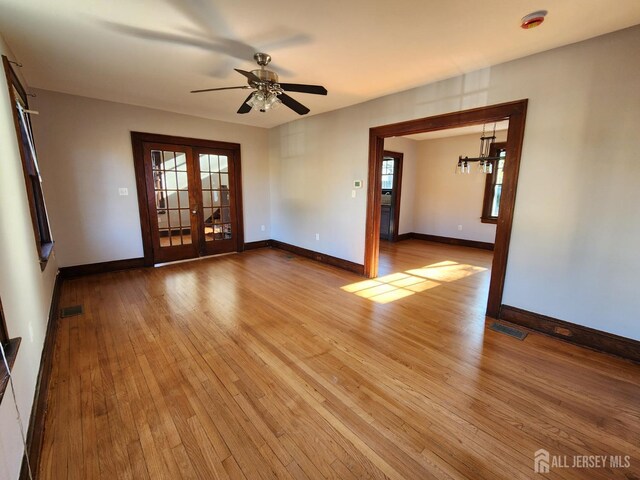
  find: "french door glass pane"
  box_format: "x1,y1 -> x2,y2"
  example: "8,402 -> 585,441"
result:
201,172 -> 211,190
219,156 -> 228,172
212,190 -> 221,206
220,173 -> 229,189
199,154 -> 209,172
211,174 -> 220,189
177,171 -> 188,189
167,192 -> 179,209
210,155 -> 220,173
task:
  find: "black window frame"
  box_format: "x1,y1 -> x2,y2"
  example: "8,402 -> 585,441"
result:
2,56 -> 54,269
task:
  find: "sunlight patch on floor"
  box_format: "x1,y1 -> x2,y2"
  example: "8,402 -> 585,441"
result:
406,260 -> 487,282
341,260 -> 487,304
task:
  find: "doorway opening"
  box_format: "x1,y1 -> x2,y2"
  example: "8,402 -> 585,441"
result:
132,132 -> 244,266
365,100 -> 528,318
379,151 -> 403,242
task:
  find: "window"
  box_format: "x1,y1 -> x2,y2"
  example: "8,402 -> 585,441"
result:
0,297 -> 21,404
3,56 -> 54,268
481,142 -> 506,224
381,158 -> 394,189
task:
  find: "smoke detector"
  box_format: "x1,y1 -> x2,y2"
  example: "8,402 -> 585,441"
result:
521,10 -> 548,29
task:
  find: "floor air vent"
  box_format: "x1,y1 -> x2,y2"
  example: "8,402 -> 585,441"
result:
489,322 -> 527,340
60,305 -> 84,318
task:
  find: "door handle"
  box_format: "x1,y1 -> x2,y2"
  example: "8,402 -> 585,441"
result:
191,209 -> 197,215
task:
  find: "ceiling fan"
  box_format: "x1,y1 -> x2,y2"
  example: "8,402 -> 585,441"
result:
190,53 -> 327,115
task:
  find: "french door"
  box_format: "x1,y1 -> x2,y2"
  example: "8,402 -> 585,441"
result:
133,133 -> 243,264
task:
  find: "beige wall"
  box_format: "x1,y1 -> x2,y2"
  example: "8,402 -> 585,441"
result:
30,91 -> 271,267
0,35 -> 58,479
410,131 -> 507,243
269,26 -> 640,340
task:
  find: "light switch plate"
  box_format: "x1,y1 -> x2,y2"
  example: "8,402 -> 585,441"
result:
118,188 -> 129,196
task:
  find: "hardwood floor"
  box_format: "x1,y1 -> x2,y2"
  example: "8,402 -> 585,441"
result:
39,241 -> 640,479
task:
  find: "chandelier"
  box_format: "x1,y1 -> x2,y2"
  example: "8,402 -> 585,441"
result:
456,123 -> 501,174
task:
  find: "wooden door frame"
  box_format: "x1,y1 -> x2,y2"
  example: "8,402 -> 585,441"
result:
365,100 -> 528,318
131,132 -> 244,266
381,150 -> 404,242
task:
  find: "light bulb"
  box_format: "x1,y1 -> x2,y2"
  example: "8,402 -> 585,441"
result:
264,93 -> 281,111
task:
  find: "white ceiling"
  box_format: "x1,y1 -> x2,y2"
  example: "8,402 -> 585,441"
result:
1,0 -> 639,128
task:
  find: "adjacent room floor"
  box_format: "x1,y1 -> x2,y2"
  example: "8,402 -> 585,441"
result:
39,241 -> 640,479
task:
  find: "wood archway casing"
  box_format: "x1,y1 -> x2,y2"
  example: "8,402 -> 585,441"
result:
365,100 -> 528,318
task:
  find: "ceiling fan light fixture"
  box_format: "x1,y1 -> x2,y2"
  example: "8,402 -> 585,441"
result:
246,91 -> 281,112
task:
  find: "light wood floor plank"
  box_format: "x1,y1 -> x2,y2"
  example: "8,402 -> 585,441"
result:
39,241 -> 640,479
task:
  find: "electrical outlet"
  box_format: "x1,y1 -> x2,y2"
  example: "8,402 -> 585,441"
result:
261,225 -> 266,232
458,225 -> 463,231
315,233 -> 320,241
351,190 -> 356,198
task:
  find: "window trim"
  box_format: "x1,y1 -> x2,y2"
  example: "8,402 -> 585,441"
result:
481,142 -> 507,224
2,56 -> 54,269
0,297 -> 21,404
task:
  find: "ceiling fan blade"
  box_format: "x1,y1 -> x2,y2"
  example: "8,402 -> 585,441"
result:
279,83 -> 327,95
98,21 -> 255,62
99,21 -> 216,50
279,93 -> 310,115
235,69 -> 262,83
237,93 -> 254,114
190,86 -> 251,93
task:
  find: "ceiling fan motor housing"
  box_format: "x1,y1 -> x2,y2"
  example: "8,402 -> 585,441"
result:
254,52 -> 272,66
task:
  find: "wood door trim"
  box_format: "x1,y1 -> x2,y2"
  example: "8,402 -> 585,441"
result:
383,150 -> 404,242
131,132 -> 244,266
365,100 -> 528,318
131,131 -> 242,150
